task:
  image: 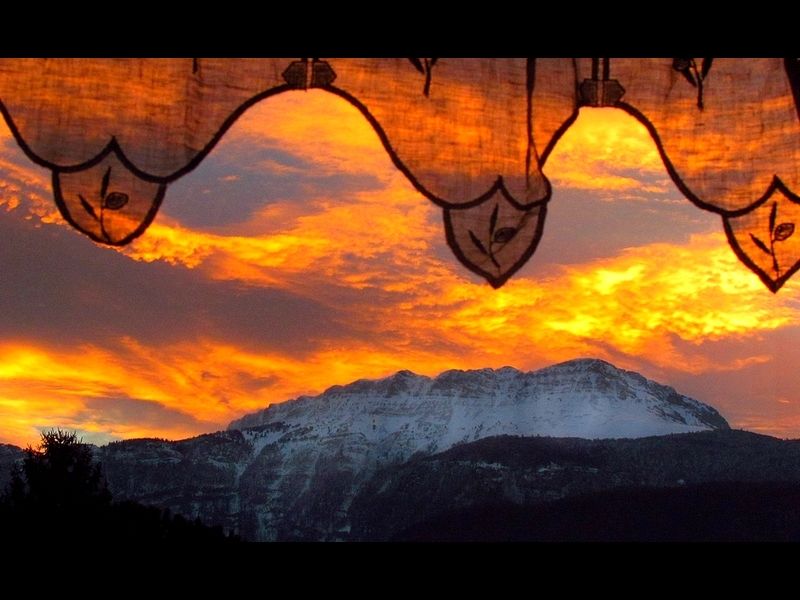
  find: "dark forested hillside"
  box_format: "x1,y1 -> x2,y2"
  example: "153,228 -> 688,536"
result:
349,430 -> 800,540
5,429 -> 800,541
395,482 -> 800,542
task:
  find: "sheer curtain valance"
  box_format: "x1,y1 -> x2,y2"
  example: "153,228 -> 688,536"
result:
1,58 -> 798,291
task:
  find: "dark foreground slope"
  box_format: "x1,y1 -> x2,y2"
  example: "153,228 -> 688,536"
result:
349,429 -> 800,541
4,429 -> 800,541
395,481 -> 800,542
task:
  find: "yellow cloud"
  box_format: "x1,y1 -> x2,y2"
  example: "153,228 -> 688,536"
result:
2,89 -> 800,447
544,107 -> 672,198
2,227 -> 794,447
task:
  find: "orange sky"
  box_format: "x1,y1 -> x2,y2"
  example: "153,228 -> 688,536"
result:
1,90 -> 799,447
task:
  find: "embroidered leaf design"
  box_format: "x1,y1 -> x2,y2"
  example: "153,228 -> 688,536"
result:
750,233 -> 771,255
78,194 -> 98,221
469,230 -> 488,256
672,58 -> 713,109
104,192 -> 129,210
673,58 -> 697,87
769,202 -> 778,235
672,58 -> 691,73
100,166 -> 111,199
408,58 -> 438,97
408,58 -> 425,74
774,222 -> 795,242
489,204 -> 499,236
493,227 -> 517,244
701,57 -> 713,79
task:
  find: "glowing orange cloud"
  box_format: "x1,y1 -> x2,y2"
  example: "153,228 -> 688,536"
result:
0,336 -> 479,447
0,228 -> 795,447
544,107 -> 672,200
1,92 -> 800,447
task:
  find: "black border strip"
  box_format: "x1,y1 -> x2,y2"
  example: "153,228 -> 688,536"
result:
443,203 -> 548,289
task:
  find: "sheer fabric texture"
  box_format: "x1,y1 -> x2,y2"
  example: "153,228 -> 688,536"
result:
1,58 -> 798,291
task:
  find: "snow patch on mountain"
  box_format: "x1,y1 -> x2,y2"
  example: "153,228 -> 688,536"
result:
230,358 -> 728,455
100,359 -> 728,541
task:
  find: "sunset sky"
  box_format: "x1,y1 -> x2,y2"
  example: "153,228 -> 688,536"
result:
1,88 -> 799,447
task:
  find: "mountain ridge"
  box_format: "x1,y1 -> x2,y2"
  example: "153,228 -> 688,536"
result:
229,357 -> 728,440
0,358 -> 735,541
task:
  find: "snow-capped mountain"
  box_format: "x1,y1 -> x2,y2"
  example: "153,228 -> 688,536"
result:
230,358 -> 727,446
97,358 -> 728,541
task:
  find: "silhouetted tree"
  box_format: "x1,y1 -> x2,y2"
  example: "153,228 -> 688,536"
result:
6,429 -> 111,512
0,429 -> 111,538
0,429 -> 238,541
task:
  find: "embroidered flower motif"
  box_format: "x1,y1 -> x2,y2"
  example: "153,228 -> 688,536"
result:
408,58 -> 438,97
748,202 -> 795,278
77,166 -> 129,243
468,203 -> 518,269
672,58 -> 713,109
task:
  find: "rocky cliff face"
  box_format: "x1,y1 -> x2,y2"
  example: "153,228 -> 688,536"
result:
91,359 -> 728,540
231,358 -> 726,442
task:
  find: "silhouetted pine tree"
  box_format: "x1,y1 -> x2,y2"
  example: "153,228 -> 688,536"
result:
0,429 -> 238,541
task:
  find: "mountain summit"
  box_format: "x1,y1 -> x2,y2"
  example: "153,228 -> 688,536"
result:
229,358 -> 728,445
97,358 -> 728,541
